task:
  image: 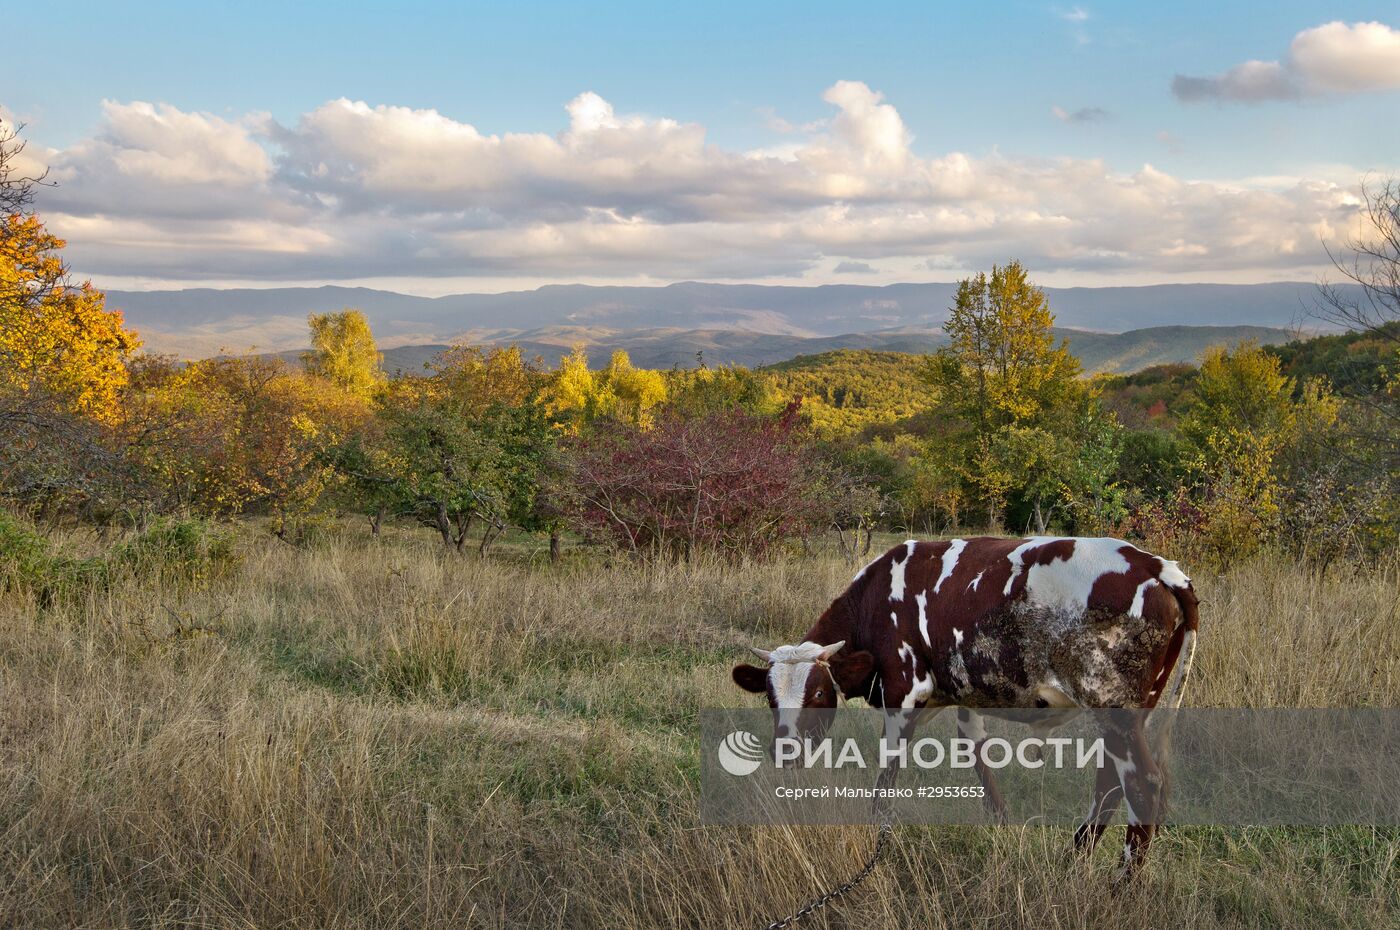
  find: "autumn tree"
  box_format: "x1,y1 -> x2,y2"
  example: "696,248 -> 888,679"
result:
432,344 -> 536,413
1179,341 -> 1338,557
920,261 -> 1109,530
664,363 -> 781,418
556,404 -> 827,560
1,124 -> 139,423
538,345 -> 667,431
128,356 -> 369,536
538,345 -> 598,431
303,309 -> 384,399
924,261 -> 1081,433
330,344 -> 551,553
600,349 -> 668,427
0,121 -> 146,517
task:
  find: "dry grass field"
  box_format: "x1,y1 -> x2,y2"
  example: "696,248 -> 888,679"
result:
1,523 -> 1397,929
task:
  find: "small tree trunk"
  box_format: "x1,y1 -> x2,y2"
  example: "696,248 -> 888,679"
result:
453,512 -> 475,553
549,527 -> 561,563
1033,498 -> 1047,535
369,507 -> 384,536
834,525 -> 852,559
478,520 -> 503,557
435,503 -> 453,550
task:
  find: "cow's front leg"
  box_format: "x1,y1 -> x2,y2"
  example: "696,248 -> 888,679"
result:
957,708 -> 1009,823
875,703 -> 943,791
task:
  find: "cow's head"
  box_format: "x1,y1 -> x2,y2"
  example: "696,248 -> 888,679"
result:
732,640 -> 876,742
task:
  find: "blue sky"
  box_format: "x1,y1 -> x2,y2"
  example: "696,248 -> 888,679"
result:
3,2 -> 1398,291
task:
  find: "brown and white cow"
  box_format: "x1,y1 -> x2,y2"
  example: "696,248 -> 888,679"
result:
732,536 -> 1199,875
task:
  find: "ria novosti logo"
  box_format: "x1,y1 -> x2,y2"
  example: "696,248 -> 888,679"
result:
717,727 -> 1111,776
717,730 -> 765,776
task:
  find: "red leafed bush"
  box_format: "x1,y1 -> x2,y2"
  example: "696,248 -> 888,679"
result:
556,404 -> 829,559
1126,485 -> 1209,555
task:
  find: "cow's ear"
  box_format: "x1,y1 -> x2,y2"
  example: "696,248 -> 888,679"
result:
830,650 -> 875,694
732,664 -> 769,694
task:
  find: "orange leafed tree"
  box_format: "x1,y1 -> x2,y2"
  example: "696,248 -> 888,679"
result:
1,193 -> 139,423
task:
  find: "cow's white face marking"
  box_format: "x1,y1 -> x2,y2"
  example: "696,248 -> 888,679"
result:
764,641 -> 843,708
934,538 -> 967,594
770,661 -> 814,709
889,540 -> 916,601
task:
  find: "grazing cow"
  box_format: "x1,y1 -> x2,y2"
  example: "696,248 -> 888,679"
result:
732,536 -> 1199,876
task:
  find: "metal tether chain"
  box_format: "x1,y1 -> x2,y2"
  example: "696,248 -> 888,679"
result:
760,819 -> 894,930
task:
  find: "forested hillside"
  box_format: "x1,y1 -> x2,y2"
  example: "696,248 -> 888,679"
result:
764,350 -> 937,437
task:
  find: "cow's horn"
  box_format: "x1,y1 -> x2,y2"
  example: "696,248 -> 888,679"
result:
818,641 -> 846,660
750,647 -> 774,663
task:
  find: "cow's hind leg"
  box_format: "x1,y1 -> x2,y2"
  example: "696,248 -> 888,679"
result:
957,708 -> 1009,822
1073,760 -> 1123,854
1105,715 -> 1166,881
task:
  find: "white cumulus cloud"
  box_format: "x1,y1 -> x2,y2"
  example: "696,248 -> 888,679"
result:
10,81 -> 1370,287
1174,20 -> 1400,103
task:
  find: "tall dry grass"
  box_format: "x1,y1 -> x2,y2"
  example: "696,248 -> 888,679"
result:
1,524 -> 1396,928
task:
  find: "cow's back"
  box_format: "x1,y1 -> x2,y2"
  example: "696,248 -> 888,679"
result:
850,536 -> 1193,708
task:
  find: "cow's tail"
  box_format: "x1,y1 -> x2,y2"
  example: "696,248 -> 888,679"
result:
1150,581 -> 1200,764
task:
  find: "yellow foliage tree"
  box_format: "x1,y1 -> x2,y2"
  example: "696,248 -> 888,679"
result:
130,356 -> 369,528
920,261 -> 1089,527
538,345 -> 667,430
1181,341 -> 1339,556
431,344 -> 538,414
926,261 -> 1081,431
601,349 -> 667,427
539,344 -> 599,431
0,213 -> 139,422
304,309 -> 384,399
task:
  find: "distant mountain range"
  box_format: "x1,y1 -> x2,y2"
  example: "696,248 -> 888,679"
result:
110,280 -> 1341,362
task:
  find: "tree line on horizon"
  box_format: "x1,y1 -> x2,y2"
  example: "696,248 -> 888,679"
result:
3,121 -> 1398,571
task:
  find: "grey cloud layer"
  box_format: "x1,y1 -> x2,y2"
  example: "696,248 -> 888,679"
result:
25,81 -> 1366,284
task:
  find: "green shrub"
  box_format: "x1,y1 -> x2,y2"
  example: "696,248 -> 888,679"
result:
0,511 -> 105,598
110,518 -> 237,582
